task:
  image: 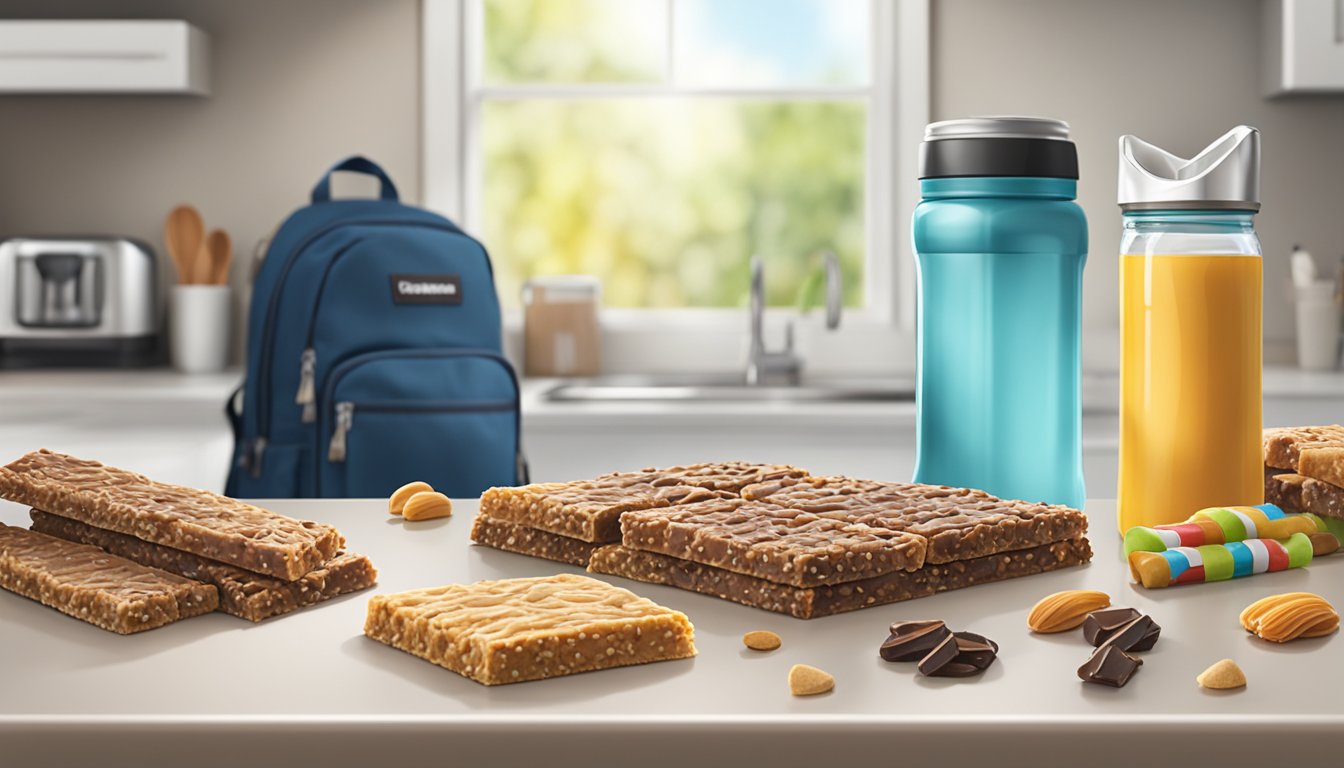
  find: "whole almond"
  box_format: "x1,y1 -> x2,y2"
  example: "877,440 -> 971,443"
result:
788,664 -> 834,696
743,630 -> 782,651
1027,590 -> 1111,633
1241,592 -> 1339,643
402,491 -> 453,521
389,481 -> 433,516
1239,592 -> 1318,631
1196,659 -> 1246,690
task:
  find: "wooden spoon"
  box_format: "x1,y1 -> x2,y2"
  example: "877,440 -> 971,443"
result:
163,205 -> 205,285
203,229 -> 232,285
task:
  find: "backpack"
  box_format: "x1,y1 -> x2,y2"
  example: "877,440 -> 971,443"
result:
225,156 -> 525,499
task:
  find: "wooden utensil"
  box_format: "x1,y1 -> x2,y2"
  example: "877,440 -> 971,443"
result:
163,205 -> 205,285
203,228 -> 232,285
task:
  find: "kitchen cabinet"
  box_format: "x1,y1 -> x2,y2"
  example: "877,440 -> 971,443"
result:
2,497 -> 1341,767
0,20 -> 209,95
1263,0 -> 1344,95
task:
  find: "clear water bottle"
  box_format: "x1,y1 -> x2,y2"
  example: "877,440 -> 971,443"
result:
911,117 -> 1087,508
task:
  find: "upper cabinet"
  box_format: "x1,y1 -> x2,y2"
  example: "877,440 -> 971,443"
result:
1264,0 -> 1344,95
0,20 -> 209,95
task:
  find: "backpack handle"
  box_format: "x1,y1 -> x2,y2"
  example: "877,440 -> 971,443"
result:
311,156 -> 400,204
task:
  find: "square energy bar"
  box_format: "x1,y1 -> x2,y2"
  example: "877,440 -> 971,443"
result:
590,537 -> 1093,619
0,449 -> 343,580
1266,473 -> 1344,520
620,496 -> 928,587
479,461 -> 806,543
743,475 -> 1088,564
29,510 -> 377,622
1264,426 -> 1344,481
469,514 -> 599,567
0,523 -> 218,634
364,573 -> 696,685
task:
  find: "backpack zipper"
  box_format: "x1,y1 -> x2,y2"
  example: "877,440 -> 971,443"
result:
293,238 -> 366,423
325,399 -> 516,464
246,216 -> 490,476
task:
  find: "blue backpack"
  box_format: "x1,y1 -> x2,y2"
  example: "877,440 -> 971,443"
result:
225,156 -> 525,499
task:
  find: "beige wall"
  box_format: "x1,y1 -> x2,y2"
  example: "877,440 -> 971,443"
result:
0,0 -> 421,296
933,0 -> 1344,350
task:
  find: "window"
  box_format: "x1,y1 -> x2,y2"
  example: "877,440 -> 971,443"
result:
424,0 -> 927,370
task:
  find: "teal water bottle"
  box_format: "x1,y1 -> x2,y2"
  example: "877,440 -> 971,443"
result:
911,117 -> 1087,508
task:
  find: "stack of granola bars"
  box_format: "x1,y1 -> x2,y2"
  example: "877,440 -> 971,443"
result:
1265,425 -> 1344,521
472,462 -> 1091,619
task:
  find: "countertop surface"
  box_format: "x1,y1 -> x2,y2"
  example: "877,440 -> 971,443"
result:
1,498 -> 1342,767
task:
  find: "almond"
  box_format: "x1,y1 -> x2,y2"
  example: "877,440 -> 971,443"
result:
1026,589 -> 1111,633
402,491 -> 453,521
1196,659 -> 1246,690
1240,592 -> 1339,643
389,481 -> 433,516
743,630 -> 782,651
788,664 -> 834,696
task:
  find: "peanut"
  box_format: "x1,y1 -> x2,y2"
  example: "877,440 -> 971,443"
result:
1240,592 -> 1339,643
402,491 -> 453,521
1026,589 -> 1111,633
389,481 -> 433,516
1196,659 -> 1246,690
743,630 -> 782,651
788,664 -> 834,696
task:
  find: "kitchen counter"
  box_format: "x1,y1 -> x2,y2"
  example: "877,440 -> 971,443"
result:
2,498 -> 1342,767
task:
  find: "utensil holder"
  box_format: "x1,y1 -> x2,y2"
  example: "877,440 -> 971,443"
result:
170,284 -> 231,373
1295,281 -> 1342,371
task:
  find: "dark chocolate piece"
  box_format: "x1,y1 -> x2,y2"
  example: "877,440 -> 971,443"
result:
1099,614 -> 1158,653
949,631 -> 999,671
880,620 -> 951,662
1127,620 -> 1162,652
1078,645 -> 1143,688
1082,607 -> 1142,646
917,632 -> 962,676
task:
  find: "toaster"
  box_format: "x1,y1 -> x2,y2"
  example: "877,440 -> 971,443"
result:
0,237 -> 160,367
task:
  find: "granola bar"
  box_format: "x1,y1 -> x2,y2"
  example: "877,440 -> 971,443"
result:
29,511 -> 376,622
620,497 -> 928,587
0,450 -> 343,580
1266,473 -> 1344,520
743,475 -> 1088,563
363,574 -> 696,685
590,537 -> 1092,619
0,523 -> 217,633
469,514 -> 599,567
1264,425 -> 1344,473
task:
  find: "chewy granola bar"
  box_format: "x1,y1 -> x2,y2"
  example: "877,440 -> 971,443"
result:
743,475 -> 1088,564
0,450 -> 343,580
363,573 -> 696,685
590,536 -> 1092,619
1264,425 -> 1344,477
478,462 -> 804,543
29,511 -> 376,622
469,514 -> 599,567
0,523 -> 217,633
620,497 -> 928,588
1266,473 -> 1344,520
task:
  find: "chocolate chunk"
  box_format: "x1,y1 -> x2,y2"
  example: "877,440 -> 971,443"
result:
880,619 -> 951,662
949,631 -> 999,671
1082,607 -> 1142,646
1099,614 -> 1158,653
1078,644 -> 1143,688
917,632 -> 961,676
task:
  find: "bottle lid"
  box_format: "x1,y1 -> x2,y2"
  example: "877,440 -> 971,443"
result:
919,117 -> 1078,180
1117,126 -> 1260,211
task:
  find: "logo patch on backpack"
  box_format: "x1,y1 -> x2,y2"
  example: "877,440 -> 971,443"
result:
390,274 -> 462,305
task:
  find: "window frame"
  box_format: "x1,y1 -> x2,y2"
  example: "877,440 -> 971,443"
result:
422,0 -> 928,375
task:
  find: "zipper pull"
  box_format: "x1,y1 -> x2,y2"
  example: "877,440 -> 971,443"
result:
248,436 -> 268,479
327,402 -> 354,463
295,348 -> 317,423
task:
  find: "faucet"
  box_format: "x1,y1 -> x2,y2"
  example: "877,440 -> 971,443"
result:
746,252 -> 842,386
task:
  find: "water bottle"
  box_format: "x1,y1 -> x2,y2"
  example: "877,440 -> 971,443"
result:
1117,126 -> 1263,531
911,117 -> 1087,508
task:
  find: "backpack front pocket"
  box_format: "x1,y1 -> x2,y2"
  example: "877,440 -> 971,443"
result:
316,349 -> 521,498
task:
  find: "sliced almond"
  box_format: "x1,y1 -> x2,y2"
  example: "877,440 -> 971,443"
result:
1196,659 -> 1246,690
1026,589 -> 1111,633
743,630 -> 782,651
402,491 -> 454,521
389,481 -> 434,516
788,664 -> 834,696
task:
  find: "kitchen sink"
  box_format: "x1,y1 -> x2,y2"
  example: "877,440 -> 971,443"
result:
542,374 -> 916,403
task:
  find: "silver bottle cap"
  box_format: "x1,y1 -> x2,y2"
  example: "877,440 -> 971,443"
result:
924,116 -> 1071,142
1117,126 -> 1260,211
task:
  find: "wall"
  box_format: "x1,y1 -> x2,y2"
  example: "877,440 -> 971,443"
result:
0,0 -> 421,355
932,0 -> 1344,359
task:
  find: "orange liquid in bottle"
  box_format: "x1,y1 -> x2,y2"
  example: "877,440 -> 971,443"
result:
1117,253 -> 1263,531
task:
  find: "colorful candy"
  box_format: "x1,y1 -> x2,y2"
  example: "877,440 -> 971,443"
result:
1128,533 -> 1314,589
1123,504 -> 1331,557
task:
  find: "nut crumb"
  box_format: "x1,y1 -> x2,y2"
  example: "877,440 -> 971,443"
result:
743,630 -> 782,651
